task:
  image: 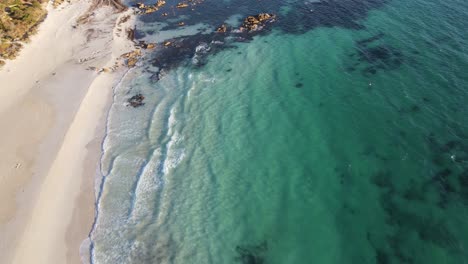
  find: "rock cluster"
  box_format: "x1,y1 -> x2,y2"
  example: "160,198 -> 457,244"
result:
241,13 -> 276,31
213,13 -> 276,34
135,40 -> 156,49
135,0 -> 166,14
121,49 -> 142,67
127,94 -> 145,107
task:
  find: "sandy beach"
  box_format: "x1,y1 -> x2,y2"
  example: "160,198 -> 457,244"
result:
0,0 -> 135,263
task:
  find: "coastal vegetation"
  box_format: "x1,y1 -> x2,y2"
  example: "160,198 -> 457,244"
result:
0,0 -> 48,65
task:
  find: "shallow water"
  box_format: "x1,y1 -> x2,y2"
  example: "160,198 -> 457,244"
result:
90,0 -> 468,263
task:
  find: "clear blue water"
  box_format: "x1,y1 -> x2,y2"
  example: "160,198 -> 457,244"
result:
89,0 -> 468,263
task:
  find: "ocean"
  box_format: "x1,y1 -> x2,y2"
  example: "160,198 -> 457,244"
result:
89,0 -> 468,263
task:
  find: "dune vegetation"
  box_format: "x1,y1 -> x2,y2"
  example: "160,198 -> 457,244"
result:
0,0 -> 48,65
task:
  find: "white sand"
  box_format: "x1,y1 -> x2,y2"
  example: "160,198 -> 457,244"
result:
0,1 -> 136,263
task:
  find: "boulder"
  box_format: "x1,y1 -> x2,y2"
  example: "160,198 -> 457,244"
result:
156,0 -> 166,7
216,24 -> 227,33
121,49 -> 142,68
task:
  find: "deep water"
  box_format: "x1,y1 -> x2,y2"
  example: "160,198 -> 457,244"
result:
90,0 -> 468,263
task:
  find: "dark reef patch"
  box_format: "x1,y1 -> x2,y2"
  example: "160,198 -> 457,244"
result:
356,44 -> 403,76
235,241 -> 268,264
342,126 -> 468,263
134,0 -> 390,81
344,32 -> 404,76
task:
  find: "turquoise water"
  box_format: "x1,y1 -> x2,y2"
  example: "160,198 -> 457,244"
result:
90,0 -> 468,263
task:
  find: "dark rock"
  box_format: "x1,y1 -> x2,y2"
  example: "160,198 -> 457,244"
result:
127,94 -> 145,107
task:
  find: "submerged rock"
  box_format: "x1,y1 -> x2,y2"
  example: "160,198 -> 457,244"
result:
127,94 -> 145,107
176,2 -> 189,8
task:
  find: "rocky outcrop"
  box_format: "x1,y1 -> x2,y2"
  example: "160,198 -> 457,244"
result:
135,0 -> 165,14
121,49 -> 142,67
241,13 -> 276,32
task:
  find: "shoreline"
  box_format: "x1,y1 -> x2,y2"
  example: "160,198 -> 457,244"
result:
0,0 -> 136,263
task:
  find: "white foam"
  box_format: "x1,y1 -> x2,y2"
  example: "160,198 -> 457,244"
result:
130,148 -> 163,221
167,104 -> 177,136
163,131 -> 185,175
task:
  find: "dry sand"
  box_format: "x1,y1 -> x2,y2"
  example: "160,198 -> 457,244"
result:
0,0 -> 136,263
